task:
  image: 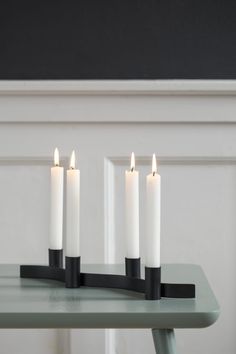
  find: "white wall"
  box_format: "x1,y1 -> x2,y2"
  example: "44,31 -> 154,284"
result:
0,80 -> 234,354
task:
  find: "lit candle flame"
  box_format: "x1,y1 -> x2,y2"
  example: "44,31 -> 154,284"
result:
152,154 -> 157,176
70,150 -> 76,169
54,148 -> 59,166
130,152 -> 135,172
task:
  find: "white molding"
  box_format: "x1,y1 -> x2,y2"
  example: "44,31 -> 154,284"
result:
57,329 -> 71,354
1,94 -> 236,123
0,80 -> 236,95
104,158 -> 116,354
0,155 -> 235,165
108,156 -> 236,165
0,157 -> 67,166
105,329 -> 116,354
1,80 -> 236,124
104,158 -> 116,263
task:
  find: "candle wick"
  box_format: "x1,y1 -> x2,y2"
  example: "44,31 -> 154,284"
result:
153,171 -> 156,176
131,167 -> 134,172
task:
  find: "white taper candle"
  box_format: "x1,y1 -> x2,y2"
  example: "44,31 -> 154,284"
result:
146,154 -> 161,267
125,152 -> 139,258
49,148 -> 64,249
66,150 -> 80,257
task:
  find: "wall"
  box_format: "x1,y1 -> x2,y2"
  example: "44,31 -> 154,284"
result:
0,80 -> 234,354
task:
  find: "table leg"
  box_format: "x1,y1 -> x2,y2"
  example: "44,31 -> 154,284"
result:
152,329 -> 178,354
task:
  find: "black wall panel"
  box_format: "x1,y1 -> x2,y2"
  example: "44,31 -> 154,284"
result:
0,0 -> 236,79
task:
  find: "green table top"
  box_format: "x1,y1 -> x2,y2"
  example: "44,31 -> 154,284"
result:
0,264 -> 219,329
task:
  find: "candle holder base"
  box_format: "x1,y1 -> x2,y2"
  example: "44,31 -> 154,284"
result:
20,264 -> 195,300
145,267 -> 161,300
125,258 -> 141,278
65,256 -> 80,288
49,249 -> 63,268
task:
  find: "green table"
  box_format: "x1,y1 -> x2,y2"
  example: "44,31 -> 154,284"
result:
0,264 -> 220,354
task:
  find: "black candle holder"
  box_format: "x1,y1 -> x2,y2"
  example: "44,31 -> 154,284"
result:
20,251 -> 195,300
65,256 -> 80,288
125,257 -> 141,278
49,249 -> 63,268
145,267 -> 161,300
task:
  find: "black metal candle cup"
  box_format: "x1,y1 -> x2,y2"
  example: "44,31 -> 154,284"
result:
125,258 -> 141,278
65,256 -> 81,288
145,267 -> 161,300
49,249 -> 63,268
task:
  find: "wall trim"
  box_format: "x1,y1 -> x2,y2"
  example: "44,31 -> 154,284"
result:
109,156 -> 236,165
104,158 -> 115,264
0,80 -> 236,95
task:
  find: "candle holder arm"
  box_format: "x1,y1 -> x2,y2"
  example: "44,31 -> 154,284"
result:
20,265 -> 195,299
